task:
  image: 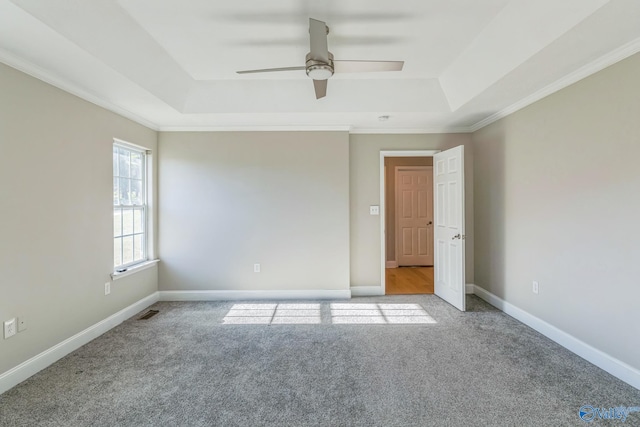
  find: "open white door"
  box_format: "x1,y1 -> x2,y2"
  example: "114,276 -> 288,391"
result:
433,146 -> 465,311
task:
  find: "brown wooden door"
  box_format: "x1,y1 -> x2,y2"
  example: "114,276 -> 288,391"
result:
396,166 -> 433,266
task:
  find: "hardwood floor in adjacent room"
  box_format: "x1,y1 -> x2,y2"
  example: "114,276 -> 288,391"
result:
385,267 -> 434,295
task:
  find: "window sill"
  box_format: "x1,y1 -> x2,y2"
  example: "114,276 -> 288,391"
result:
111,259 -> 159,281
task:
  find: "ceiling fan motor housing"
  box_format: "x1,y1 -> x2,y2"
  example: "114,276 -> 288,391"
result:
306,52 -> 334,80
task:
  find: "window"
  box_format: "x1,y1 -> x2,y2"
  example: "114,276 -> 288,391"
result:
113,142 -> 147,270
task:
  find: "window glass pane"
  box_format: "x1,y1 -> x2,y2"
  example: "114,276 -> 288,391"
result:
122,208 -> 134,235
130,152 -> 142,179
119,150 -> 130,178
133,208 -> 144,234
114,144 -> 148,268
113,177 -> 119,206
122,236 -> 134,265
119,178 -> 131,205
113,147 -> 119,177
114,209 -> 122,237
133,234 -> 143,261
114,238 -> 122,267
131,180 -> 142,205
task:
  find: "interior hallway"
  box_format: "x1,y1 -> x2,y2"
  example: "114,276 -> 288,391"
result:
385,267 -> 434,295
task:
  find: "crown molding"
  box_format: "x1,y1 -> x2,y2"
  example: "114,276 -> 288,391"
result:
158,125 -> 352,132
159,126 -> 473,134
0,49 -> 160,131
349,127 -> 472,134
469,36 -> 640,132
5,32 -> 639,136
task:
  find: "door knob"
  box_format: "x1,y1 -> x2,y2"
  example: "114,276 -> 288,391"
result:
427,221 -> 433,226
452,234 -> 466,240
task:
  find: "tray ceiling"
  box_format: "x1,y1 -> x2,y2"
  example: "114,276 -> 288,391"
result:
1,0 -> 639,131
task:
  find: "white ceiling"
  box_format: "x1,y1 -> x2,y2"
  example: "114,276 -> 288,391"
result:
1,0 -> 640,132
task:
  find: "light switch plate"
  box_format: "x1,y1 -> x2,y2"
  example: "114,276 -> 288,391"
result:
369,205 -> 380,215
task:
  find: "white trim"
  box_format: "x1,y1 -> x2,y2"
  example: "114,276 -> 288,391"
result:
385,261 -> 398,269
113,138 -> 150,152
158,126 -> 474,134
0,49 -> 159,131
350,284 -> 473,297
350,127 -> 472,134
0,292 -> 159,395
159,125 -> 352,132
111,259 -> 159,281
158,289 -> 351,301
350,286 -> 385,297
472,285 -> 640,391
469,36 -> 640,132
381,150 -> 441,158
380,150 -> 440,295
465,283 -> 475,294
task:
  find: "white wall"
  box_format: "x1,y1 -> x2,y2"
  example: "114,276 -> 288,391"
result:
158,131 -> 350,292
349,134 -> 474,288
0,63 -> 158,375
473,53 -> 640,370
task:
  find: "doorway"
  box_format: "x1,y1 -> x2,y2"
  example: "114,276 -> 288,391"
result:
379,148 -> 467,310
381,152 -> 438,295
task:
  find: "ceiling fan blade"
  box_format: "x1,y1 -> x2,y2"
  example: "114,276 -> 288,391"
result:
313,79 -> 327,99
333,60 -> 404,73
309,18 -> 329,63
236,66 -> 305,74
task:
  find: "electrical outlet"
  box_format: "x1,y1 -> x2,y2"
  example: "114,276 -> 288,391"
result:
105,282 -> 111,295
369,205 -> 380,215
253,263 -> 261,273
17,317 -> 27,332
532,281 -> 539,294
4,318 -> 16,339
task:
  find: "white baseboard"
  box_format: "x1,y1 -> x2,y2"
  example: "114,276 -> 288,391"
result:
351,284 -> 474,297
385,261 -> 398,268
158,289 -> 351,301
473,285 -> 640,391
0,292 -> 159,395
350,286 -> 385,297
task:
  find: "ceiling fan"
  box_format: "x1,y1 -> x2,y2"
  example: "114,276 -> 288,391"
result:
236,18 -> 404,99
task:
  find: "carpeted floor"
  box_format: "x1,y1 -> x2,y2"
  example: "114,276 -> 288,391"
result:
1,295 -> 638,426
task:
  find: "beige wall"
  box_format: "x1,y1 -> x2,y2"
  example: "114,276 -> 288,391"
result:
5,43 -> 637,389
0,63 -> 158,375
349,134 -> 474,287
473,53 -> 640,370
384,157 -> 434,263
158,131 -> 350,291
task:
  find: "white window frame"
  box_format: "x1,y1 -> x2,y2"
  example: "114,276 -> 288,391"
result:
113,140 -> 149,272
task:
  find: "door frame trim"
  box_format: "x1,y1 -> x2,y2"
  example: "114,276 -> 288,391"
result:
380,150 -> 440,295
395,166 -> 433,267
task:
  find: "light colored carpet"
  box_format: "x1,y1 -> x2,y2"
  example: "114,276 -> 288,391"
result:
0,295 -> 638,426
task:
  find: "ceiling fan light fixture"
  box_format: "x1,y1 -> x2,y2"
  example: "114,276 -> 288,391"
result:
235,19 -> 404,99
306,64 -> 334,80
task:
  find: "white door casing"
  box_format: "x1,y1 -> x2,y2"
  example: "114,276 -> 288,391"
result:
379,150 -> 441,295
396,166 -> 434,266
433,146 -> 466,311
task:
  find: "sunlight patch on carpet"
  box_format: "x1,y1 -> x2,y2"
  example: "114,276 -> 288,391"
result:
223,303 -> 321,325
222,302 -> 436,325
331,303 -> 437,324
